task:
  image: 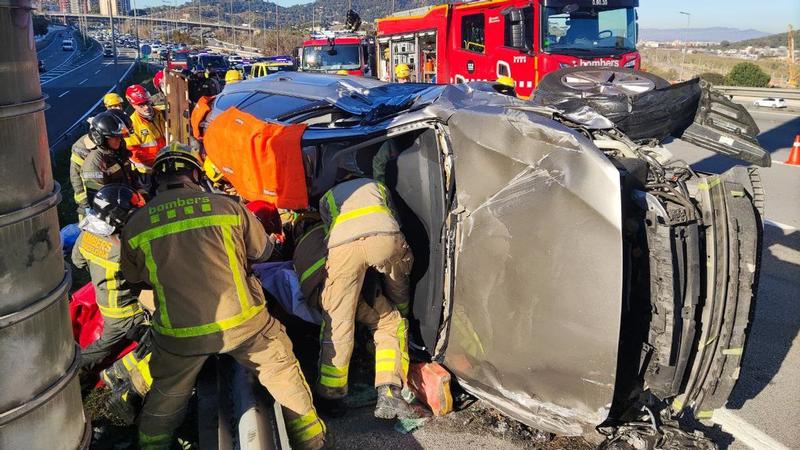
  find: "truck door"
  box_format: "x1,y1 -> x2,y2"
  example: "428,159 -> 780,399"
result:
450,8 -> 490,84
495,6 -> 537,97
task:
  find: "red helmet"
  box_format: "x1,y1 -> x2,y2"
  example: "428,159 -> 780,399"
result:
246,201 -> 282,235
153,70 -> 165,90
125,84 -> 150,105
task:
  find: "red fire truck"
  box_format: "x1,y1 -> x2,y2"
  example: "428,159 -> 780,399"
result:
375,0 -> 640,97
299,34 -> 376,77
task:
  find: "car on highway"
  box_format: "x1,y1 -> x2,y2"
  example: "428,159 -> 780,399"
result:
199,70 -> 767,445
61,38 -> 74,51
228,54 -> 244,66
103,48 -> 114,58
753,97 -> 787,108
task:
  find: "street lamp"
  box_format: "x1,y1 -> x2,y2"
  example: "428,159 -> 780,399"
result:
679,11 -> 691,81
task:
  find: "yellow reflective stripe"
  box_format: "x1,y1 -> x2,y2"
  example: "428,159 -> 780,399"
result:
74,190 -> 87,202
376,348 -> 397,374
71,152 -> 85,165
319,375 -> 348,388
398,319 -> 409,375
698,176 -> 721,191
320,364 -> 348,376
153,304 -> 264,338
296,223 -> 325,249
128,214 -> 241,249
288,411 -> 319,432
292,422 -> 324,443
300,256 -> 326,284
324,191 -> 339,219
140,240 -> 171,328
319,363 -> 348,388
376,349 -> 396,361
79,247 -> 123,310
124,352 -> 153,387
330,205 -> 391,229
98,303 -> 143,318
375,361 -> 396,373
221,225 -> 250,313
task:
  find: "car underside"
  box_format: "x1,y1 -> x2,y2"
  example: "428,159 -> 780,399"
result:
203,69 -> 766,445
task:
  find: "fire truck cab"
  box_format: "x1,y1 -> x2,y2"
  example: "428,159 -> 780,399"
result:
299,34 -> 376,77
376,0 -> 640,97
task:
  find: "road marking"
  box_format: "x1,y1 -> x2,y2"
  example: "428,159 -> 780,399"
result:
712,409 -> 789,450
772,161 -> 800,168
79,78 -> 88,85
58,90 -> 70,98
94,69 -> 101,74
764,219 -> 797,231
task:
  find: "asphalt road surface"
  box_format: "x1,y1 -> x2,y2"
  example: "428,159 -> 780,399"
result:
665,107 -> 800,450
40,39 -> 135,149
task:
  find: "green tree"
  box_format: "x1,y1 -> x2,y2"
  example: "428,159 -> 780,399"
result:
725,62 -> 771,87
720,40 -> 730,48
699,72 -> 726,86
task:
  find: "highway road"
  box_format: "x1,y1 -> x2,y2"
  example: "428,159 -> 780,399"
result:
665,107 -> 800,450
39,36 -> 136,150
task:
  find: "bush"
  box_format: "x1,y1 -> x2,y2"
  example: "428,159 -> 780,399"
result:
699,72 -> 726,86
725,63 -> 771,87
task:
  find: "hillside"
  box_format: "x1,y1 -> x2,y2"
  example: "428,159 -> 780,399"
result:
727,31 -> 800,49
639,27 -> 769,43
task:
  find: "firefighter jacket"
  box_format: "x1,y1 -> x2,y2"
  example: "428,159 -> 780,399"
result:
80,148 -> 135,207
70,134 -> 97,213
125,110 -> 166,172
319,178 -> 400,249
72,230 -> 143,319
292,223 -> 327,310
120,186 -> 274,355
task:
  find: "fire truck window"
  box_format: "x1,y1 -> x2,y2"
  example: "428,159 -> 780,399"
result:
461,14 -> 485,53
503,7 -> 533,51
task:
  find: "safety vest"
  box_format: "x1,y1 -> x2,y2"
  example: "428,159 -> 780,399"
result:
70,134 -> 96,210
74,231 -> 142,319
320,178 -> 400,249
125,110 -> 166,172
121,187 -> 270,354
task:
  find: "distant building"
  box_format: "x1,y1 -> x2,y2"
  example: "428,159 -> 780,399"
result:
99,0 -> 129,16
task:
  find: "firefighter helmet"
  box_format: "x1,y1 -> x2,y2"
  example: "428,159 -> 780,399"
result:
106,108 -> 133,135
493,76 -> 517,96
88,111 -> 128,149
103,92 -> 124,109
153,70 -> 165,91
225,69 -> 242,84
91,184 -> 145,229
395,63 -> 411,79
153,142 -> 203,178
203,157 -> 224,183
125,84 -> 150,105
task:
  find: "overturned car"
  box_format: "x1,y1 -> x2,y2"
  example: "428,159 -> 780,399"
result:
199,69 -> 765,443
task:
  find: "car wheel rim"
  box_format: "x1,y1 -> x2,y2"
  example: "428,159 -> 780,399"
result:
561,70 -> 657,96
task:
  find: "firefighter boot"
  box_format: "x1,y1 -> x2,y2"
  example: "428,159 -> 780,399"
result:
374,384 -> 419,420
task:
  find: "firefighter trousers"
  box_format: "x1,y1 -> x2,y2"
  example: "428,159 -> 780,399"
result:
316,234 -> 413,399
138,317 -> 325,450
80,313 -> 146,372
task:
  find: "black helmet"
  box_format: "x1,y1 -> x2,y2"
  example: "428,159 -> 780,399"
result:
153,142 -> 203,178
107,108 -> 133,132
91,184 -> 144,229
89,111 -> 128,149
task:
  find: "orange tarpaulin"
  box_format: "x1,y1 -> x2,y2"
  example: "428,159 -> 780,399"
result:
203,107 -> 309,209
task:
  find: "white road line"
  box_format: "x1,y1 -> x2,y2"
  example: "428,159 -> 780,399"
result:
79,78 -> 88,85
58,90 -> 70,98
94,69 -> 101,74
712,409 -> 789,450
764,219 -> 797,231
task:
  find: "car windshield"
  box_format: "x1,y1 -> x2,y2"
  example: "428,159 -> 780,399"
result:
542,5 -> 637,56
200,55 -> 229,69
173,52 -> 188,61
302,44 -> 361,71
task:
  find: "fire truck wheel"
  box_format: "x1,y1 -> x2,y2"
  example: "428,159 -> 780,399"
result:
537,66 -> 670,99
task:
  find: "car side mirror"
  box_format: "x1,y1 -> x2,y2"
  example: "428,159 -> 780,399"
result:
508,9 -> 532,53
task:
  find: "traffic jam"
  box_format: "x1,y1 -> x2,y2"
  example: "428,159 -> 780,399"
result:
2,0 -> 773,449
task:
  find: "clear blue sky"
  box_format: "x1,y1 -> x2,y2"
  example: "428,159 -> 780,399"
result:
137,0 -> 797,34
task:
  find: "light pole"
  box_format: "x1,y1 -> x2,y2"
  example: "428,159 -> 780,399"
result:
108,0 -> 117,64
133,0 -> 140,59
679,11 -> 691,81
198,0 -> 203,47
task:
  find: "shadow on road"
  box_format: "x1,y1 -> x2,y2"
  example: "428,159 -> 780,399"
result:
727,225 -> 800,409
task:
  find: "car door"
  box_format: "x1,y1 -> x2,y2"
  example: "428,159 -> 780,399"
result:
441,105 -> 625,436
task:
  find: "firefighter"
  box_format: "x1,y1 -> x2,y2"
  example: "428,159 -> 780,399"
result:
120,143 -> 326,450
395,63 -> 411,83
225,69 -> 243,85
293,220 -> 416,419
492,76 -> 517,97
313,177 -> 415,417
72,183 -> 147,373
103,92 -> 125,110
71,100 -> 131,219
125,84 -> 167,174
81,111 -> 135,207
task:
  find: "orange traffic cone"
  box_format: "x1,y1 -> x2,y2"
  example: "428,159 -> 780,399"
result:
786,134 -> 800,166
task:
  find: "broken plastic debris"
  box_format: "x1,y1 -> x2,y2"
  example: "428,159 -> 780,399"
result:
394,416 -> 430,434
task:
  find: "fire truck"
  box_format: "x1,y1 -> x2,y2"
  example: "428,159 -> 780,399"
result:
298,33 -> 376,77
375,0 -> 640,97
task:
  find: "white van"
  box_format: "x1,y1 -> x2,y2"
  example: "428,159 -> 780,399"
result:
62,39 -> 74,51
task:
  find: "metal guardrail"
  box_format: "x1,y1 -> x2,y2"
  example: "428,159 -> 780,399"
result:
716,86 -> 800,100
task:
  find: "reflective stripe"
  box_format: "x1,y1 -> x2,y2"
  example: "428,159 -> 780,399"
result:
71,152 -> 85,165
98,303 -> 143,318
122,352 -> 153,388
375,348 -> 397,374
153,303 -> 264,338
293,422 -> 324,443
398,320 -> 409,375
128,214 -> 241,248
319,364 -> 348,388
324,182 -> 393,233
221,225 -> 250,313
74,190 -> 87,202
300,256 -> 326,284
375,361 -> 396,373
288,411 -> 320,432
140,241 -> 171,328
295,223 -> 325,249
376,349 -> 396,360
79,247 -> 141,318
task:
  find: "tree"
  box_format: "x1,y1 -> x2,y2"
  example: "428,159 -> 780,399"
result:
699,72 -> 726,86
720,40 -> 730,48
725,62 -> 771,87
